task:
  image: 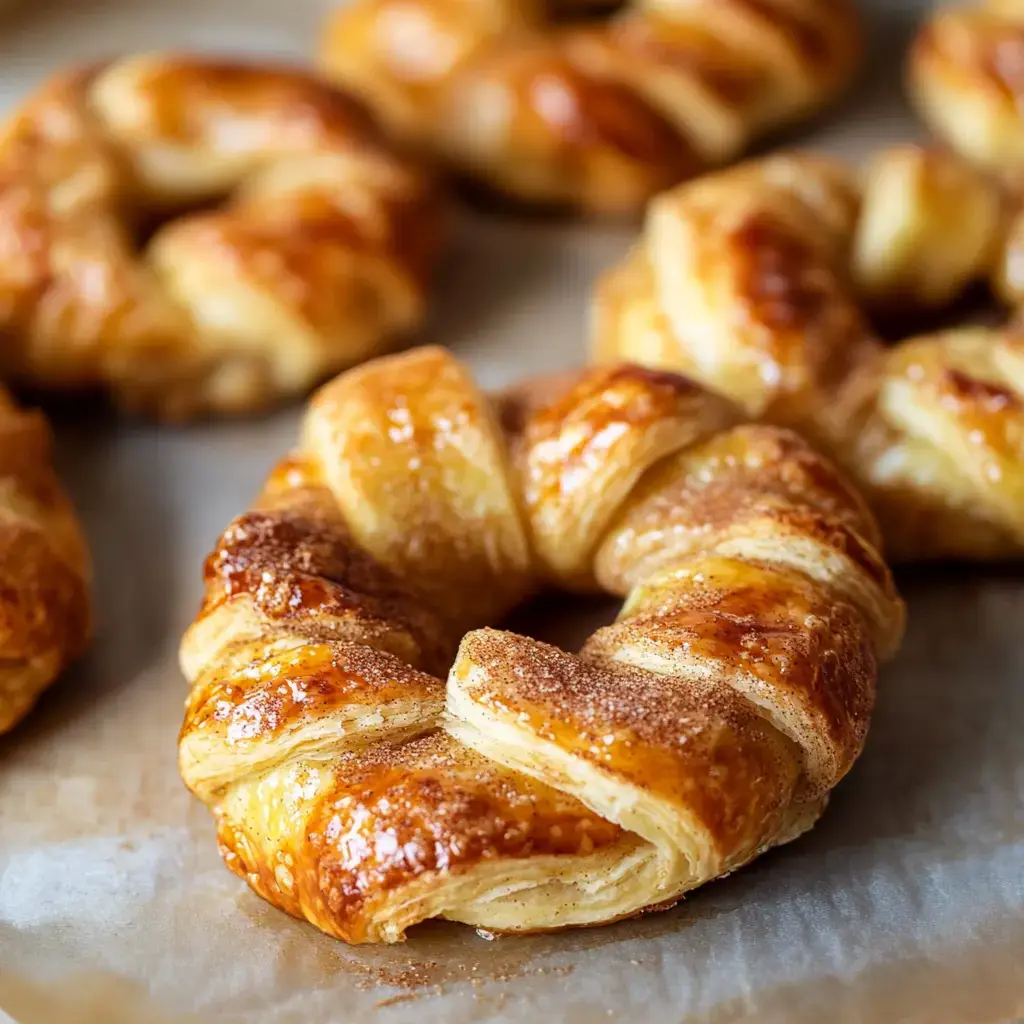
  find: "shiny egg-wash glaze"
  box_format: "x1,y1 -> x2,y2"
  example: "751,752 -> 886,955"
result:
179,348 -> 904,944
0,55 -> 442,419
319,0 -> 862,216
909,0 -> 1024,188
594,146 -> 1024,561
0,387 -> 91,734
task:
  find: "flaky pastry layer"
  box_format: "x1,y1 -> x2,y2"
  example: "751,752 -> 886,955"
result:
180,347 -> 903,943
594,145 -> 1024,561
0,54 -> 443,419
0,388 -> 91,734
319,0 -> 862,215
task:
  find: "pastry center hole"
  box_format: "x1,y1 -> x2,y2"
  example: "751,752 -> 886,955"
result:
128,193 -> 227,250
498,591 -> 621,654
871,282 -> 1000,343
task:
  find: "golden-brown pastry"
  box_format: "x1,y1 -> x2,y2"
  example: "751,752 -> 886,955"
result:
0,389 -> 91,735
908,0 -> 1024,189
319,0 -> 862,215
593,145 -> 1024,561
0,55 -> 443,420
179,347 -> 904,944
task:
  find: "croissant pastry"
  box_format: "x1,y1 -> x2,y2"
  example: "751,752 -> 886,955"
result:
0,55 -> 443,420
318,0 -> 862,215
594,144 -> 1024,562
0,389 -> 91,735
909,0 -> 1024,189
178,346 -> 904,944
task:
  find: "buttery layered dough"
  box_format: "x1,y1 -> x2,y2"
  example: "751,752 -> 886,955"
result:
0,389 -> 91,735
319,0 -> 862,215
594,145 -> 1024,561
0,54 -> 443,419
908,1 -> 1024,316
179,347 -> 904,944
909,0 -> 1024,188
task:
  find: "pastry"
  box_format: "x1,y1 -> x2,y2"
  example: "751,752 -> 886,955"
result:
593,145 -> 1024,561
0,389 -> 91,735
319,0 -> 862,215
0,55 -> 443,420
909,0 -> 1024,189
178,347 -> 903,944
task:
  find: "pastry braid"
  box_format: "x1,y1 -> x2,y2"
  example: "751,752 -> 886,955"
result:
0,389 -> 91,734
319,0 -> 862,215
0,55 -> 443,420
909,0 -> 1024,189
594,145 -> 1024,561
179,347 -> 903,945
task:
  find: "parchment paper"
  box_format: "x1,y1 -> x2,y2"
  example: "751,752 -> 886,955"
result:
1,1 -> 1023,1021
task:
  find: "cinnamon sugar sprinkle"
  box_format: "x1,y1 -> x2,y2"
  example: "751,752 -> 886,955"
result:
183,355 -> 899,948
339,950 -> 575,1006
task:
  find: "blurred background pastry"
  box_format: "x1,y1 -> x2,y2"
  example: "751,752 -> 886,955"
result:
0,54 -> 445,419
320,0 -> 864,216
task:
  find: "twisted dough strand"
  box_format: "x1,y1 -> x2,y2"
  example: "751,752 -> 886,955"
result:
0,389 -> 91,734
0,55 -> 442,419
594,145 -> 1024,561
905,4 -> 1024,317
319,0 -> 861,214
179,347 -> 902,944
909,0 -> 1024,189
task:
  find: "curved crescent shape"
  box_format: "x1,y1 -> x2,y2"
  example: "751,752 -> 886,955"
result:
908,0 -> 1024,188
0,388 -> 91,735
319,0 -> 862,215
593,145 -> 1024,562
0,55 -> 444,419
178,346 -> 903,944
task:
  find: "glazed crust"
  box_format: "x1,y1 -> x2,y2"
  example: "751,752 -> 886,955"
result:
179,347 -> 903,944
0,389 -> 91,735
318,0 -> 862,215
0,55 -> 443,420
905,4 -> 1024,310
908,0 -> 1024,188
593,145 -> 1024,561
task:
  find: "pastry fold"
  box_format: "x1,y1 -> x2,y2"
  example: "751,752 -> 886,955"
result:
0,55 -> 442,418
909,0 -> 1024,189
180,347 -> 903,943
0,388 -> 91,734
594,146 -> 1024,561
319,0 -> 862,215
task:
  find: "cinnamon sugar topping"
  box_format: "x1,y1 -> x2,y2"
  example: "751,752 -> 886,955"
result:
181,352 -> 901,943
